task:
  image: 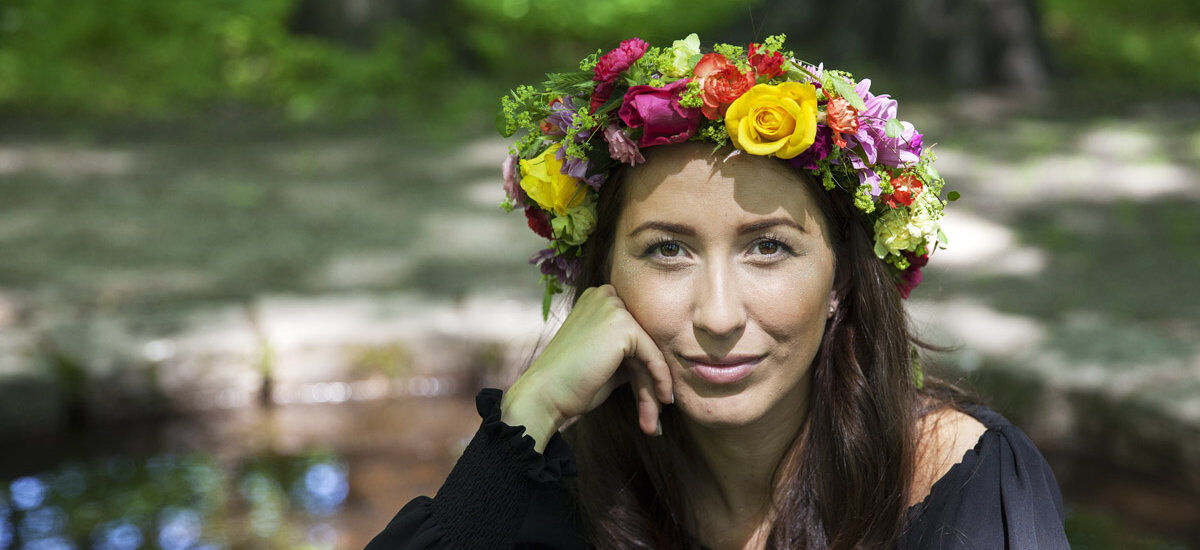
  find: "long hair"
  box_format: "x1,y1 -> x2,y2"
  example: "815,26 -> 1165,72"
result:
554,149 -> 981,549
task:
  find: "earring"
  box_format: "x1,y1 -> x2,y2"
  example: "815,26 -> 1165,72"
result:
828,303 -> 836,316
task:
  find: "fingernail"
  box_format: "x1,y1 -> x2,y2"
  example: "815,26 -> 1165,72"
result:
655,418 -> 663,437
669,391 -> 675,404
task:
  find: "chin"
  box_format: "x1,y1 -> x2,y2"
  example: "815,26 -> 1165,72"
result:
675,387 -> 769,429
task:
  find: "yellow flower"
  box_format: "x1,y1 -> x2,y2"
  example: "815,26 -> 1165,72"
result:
519,144 -> 586,216
724,82 -> 818,159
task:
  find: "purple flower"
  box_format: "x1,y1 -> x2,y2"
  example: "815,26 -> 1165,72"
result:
554,146 -> 605,190
788,125 -> 833,170
502,154 -> 528,208
857,165 -> 882,196
529,248 -> 581,286
876,121 -> 922,168
843,79 -> 922,169
542,97 -> 590,142
618,79 -> 702,148
603,124 -> 645,166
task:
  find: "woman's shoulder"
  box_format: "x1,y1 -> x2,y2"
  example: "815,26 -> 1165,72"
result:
902,402 -> 1070,549
909,404 -> 991,508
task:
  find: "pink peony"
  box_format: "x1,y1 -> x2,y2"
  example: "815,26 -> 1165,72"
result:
618,79 -> 702,148
603,124 -> 645,165
593,38 -> 649,83
590,38 -> 649,113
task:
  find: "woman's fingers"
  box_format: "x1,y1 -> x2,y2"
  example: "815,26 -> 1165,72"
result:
631,364 -> 662,437
630,325 -> 674,405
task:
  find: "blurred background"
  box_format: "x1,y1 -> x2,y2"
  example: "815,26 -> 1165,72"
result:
0,0 -> 1197,548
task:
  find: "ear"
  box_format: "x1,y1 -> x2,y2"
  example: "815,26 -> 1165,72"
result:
826,292 -> 839,319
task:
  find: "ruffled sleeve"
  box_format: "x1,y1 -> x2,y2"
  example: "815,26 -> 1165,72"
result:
365,388 -> 581,550
898,405 -> 1071,550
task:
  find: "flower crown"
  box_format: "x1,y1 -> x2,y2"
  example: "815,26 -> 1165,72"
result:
498,34 -> 954,319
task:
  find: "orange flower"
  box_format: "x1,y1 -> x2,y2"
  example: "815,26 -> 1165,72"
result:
825,95 -> 859,148
693,53 -> 756,120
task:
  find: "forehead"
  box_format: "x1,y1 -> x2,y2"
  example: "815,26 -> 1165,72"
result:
619,144 -> 826,230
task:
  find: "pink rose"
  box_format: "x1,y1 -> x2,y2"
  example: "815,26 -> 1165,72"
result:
618,79 -> 702,148
603,124 -> 645,166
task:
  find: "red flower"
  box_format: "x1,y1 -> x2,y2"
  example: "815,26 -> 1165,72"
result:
589,38 -> 649,113
748,43 -> 785,79
883,174 -> 924,208
524,206 -> 553,239
896,251 -> 929,299
824,95 -> 859,148
693,53 -> 756,120
593,38 -> 649,83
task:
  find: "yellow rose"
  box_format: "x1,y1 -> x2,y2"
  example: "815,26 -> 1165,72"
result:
519,144 -> 586,216
724,82 -> 818,159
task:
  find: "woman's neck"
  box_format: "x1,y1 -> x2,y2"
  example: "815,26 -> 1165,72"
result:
679,381 -> 809,547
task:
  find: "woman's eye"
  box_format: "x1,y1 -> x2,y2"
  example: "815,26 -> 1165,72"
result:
657,242 -> 682,257
755,241 -> 781,255
753,239 -> 789,256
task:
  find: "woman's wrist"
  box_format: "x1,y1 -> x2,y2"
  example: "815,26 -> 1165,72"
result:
500,381 -> 564,454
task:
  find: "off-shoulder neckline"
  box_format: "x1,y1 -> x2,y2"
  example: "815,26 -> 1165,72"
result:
903,403 -> 1008,522
688,404 -> 1010,550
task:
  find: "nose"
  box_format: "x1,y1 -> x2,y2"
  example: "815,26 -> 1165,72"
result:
692,259 -> 746,341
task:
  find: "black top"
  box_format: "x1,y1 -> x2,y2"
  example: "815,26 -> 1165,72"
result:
366,388 -> 1071,550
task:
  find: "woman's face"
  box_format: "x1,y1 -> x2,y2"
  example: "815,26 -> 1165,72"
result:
609,143 -> 836,429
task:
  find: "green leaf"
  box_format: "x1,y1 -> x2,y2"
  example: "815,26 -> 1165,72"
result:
885,118 -> 903,138
541,283 -> 554,321
830,77 -> 866,111
947,190 -> 961,201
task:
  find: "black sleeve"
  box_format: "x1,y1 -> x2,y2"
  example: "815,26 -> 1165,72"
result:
899,412 -> 1071,550
365,388 -> 583,550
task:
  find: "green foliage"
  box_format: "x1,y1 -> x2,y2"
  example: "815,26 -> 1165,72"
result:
1041,0 -> 1200,92
0,0 -> 1196,120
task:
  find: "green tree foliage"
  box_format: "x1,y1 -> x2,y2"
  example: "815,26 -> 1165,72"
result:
0,0 -> 1195,119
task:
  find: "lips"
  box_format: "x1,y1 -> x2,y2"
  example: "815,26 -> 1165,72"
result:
681,354 -> 763,384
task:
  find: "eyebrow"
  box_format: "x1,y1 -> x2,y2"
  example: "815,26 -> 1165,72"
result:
628,217 -> 807,238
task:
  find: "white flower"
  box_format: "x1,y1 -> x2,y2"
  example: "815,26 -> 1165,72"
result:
873,191 -> 942,257
665,33 -> 701,78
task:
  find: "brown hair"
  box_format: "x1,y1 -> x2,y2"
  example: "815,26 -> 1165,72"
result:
556,146 -> 980,549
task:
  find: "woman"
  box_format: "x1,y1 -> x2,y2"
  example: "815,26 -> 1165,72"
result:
368,35 -> 1070,549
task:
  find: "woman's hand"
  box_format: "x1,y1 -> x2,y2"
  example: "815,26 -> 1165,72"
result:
502,284 -> 674,449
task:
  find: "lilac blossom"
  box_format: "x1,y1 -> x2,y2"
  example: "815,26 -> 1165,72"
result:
555,146 -> 606,190
529,248 -> 581,285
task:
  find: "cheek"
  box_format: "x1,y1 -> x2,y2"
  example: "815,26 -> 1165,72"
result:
749,262 -> 834,350
609,257 -> 691,344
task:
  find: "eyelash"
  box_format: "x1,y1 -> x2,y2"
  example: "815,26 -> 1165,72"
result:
641,233 -> 796,261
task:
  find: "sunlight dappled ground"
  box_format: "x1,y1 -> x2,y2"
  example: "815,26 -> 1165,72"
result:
1,96 -> 1198,546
